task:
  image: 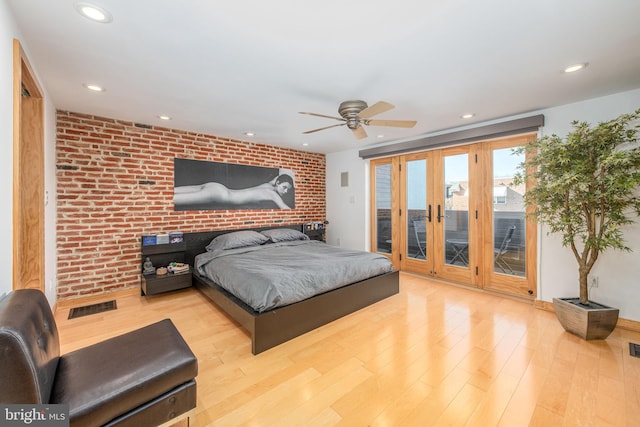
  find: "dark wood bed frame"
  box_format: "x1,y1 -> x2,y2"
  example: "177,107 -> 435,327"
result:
183,225 -> 399,355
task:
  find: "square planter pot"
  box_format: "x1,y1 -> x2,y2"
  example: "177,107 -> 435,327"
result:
553,297 -> 619,340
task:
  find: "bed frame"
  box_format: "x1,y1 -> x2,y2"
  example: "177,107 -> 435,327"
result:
183,225 -> 399,355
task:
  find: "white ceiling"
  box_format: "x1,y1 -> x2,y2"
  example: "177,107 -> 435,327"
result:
8,0 -> 640,154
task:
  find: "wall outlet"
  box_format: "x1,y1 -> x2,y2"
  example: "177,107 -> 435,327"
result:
590,276 -> 599,288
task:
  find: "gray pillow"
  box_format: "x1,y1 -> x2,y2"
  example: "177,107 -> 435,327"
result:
261,228 -> 309,243
205,230 -> 269,251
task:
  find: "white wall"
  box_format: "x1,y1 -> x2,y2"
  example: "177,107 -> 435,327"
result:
0,0 -> 17,298
326,149 -> 370,251
1,1 -> 58,305
326,88 -> 640,321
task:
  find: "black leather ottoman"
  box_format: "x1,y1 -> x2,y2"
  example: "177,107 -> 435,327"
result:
0,289 -> 198,427
50,319 -> 197,426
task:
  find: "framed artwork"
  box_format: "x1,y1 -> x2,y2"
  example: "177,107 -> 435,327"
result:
173,158 -> 295,211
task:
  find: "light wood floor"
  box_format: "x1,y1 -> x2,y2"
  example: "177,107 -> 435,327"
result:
54,273 -> 640,426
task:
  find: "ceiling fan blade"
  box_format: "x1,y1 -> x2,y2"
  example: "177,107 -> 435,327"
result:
357,101 -> 395,119
303,123 -> 346,134
299,111 -> 345,121
352,126 -> 368,140
367,119 -> 417,128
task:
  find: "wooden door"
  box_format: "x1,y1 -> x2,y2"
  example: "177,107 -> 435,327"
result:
400,153 -> 434,275
13,39 -> 45,291
480,135 -> 537,298
432,146 -> 479,285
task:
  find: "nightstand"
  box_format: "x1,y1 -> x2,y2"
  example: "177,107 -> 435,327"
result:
140,241 -> 192,296
303,223 -> 326,242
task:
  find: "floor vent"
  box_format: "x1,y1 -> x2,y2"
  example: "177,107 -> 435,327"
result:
630,342 -> 640,358
68,300 -> 117,319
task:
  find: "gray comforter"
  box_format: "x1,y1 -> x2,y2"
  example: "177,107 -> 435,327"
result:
194,240 -> 393,312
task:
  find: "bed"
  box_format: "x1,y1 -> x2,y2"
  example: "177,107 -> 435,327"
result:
183,225 -> 399,354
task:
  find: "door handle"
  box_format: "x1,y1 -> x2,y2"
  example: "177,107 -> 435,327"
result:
437,205 -> 443,222
427,205 -> 432,222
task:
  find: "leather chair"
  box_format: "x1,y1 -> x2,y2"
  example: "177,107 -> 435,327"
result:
0,289 -> 198,427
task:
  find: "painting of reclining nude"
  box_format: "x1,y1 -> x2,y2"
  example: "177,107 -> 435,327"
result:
173,158 -> 295,211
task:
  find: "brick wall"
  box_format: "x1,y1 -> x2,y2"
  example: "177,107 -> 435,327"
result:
56,111 -> 326,301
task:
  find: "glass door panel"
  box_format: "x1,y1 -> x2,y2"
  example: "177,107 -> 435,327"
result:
492,147 -> 526,277
406,159 -> 427,260
443,153 -> 469,267
374,162 -> 392,254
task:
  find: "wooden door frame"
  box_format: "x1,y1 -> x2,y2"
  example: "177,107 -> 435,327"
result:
13,39 -> 45,291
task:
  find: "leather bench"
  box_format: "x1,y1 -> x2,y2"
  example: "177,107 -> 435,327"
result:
0,289 -> 198,427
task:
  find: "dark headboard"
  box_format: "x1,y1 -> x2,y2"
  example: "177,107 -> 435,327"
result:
183,224 -> 303,267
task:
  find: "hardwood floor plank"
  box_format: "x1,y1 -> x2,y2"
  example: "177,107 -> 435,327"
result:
432,383 -> 485,426
563,352 -> 600,425
401,367 -> 473,427
209,368 -> 320,426
496,362 -> 550,426
52,273 -> 640,426
261,358 -> 371,426
542,358 -> 579,416
528,405 -> 564,427
369,380 -> 433,426
467,332 -> 521,391
464,371 -> 520,427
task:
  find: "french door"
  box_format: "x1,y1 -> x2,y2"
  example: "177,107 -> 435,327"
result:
399,153 -> 434,275
372,134 -> 537,299
480,137 -> 536,297
399,146 -> 477,285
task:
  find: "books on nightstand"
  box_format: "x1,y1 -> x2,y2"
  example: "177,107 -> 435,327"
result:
167,262 -> 189,274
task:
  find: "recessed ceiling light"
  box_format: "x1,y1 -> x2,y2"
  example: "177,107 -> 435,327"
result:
377,134 -> 385,138
244,132 -> 255,137
157,115 -> 171,121
461,113 -> 475,119
564,63 -> 588,73
302,143 -> 309,147
83,83 -> 105,92
74,2 -> 113,23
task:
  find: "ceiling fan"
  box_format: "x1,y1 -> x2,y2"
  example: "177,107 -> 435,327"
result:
299,100 -> 417,140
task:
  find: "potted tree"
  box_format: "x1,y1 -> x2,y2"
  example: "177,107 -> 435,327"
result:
514,108 -> 640,340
